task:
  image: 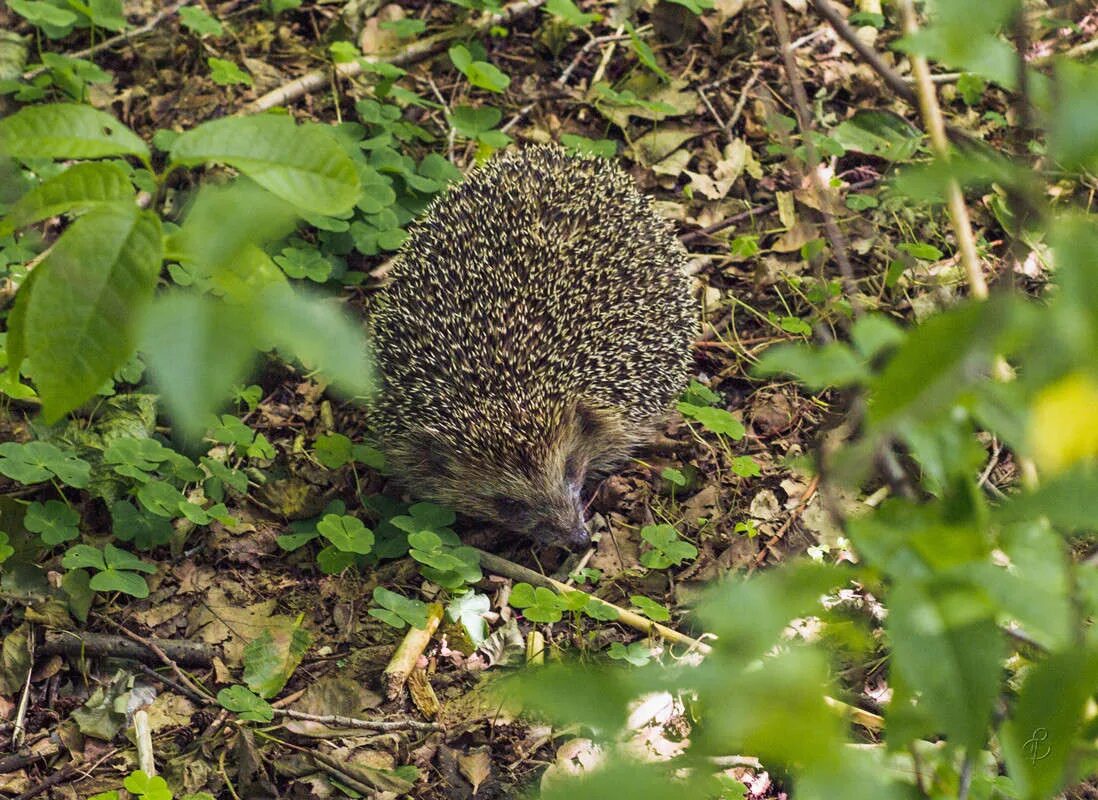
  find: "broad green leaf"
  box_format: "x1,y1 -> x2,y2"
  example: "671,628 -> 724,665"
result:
831,110 -> 922,162
139,292 -> 255,440
89,567 -> 149,597
867,296 -> 1018,429
1001,648 -> 1098,799
255,285 -> 374,399
62,544 -> 105,571
316,514 -> 374,554
677,402 -> 746,438
14,205 -> 161,420
375,586 -> 430,629
754,342 -> 868,390
0,162 -> 134,236
888,578 -> 1002,751
169,115 -> 361,215
1048,60 -> 1098,172
0,103 -> 148,161
217,685 -> 274,722
242,623 -> 312,698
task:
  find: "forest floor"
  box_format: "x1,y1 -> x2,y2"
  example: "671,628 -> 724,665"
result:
1,0 -> 1093,798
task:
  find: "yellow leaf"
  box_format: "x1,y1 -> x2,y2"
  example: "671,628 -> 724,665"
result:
1031,372 -> 1098,474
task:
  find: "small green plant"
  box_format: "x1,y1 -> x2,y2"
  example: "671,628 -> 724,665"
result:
370,586 -> 430,629
638,524 -> 697,569
449,43 -> 510,93
61,542 -> 157,598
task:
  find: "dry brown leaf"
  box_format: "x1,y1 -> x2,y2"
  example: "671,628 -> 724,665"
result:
458,749 -> 492,795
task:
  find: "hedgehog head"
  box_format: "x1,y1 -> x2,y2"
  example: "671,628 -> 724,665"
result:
387,398 -> 634,548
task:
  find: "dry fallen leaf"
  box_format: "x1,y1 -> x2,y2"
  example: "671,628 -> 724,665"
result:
458,748 -> 492,795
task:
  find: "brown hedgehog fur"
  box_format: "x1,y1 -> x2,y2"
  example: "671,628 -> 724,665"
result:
368,144 -> 696,547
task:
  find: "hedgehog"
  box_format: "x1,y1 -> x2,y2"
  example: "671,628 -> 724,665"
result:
367,144 -> 696,548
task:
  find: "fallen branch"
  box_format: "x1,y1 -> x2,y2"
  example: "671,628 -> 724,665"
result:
273,707 -> 443,732
247,0 -> 547,113
382,602 -> 445,699
39,628 -> 214,668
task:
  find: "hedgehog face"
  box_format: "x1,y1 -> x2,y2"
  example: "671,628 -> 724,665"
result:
390,400 -> 637,549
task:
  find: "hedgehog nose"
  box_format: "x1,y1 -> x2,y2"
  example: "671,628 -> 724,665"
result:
565,522 -> 591,549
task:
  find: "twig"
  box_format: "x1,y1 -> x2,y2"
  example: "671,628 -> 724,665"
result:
272,708 -> 443,732
247,0 -> 547,113
382,602 -> 444,699
474,547 -> 713,655
41,628 -> 215,669
808,0 -> 918,106
94,616 -> 215,701
769,0 -> 863,315
22,0 -> 196,80
896,0 -> 985,299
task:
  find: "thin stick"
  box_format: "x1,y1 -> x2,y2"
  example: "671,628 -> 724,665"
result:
247,0 -> 547,113
896,0 -> 986,299
808,0 -> 918,106
272,708 -> 443,732
769,0 -> 863,315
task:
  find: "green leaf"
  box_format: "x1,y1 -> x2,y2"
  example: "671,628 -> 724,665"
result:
9,0 -> 78,31
137,479 -> 186,518
89,567 -> 149,598
831,110 -> 922,162
544,0 -> 600,25
450,105 -> 502,136
640,524 -> 697,568
242,622 -> 312,698
0,162 -> 134,236
62,544 -> 106,571
255,285 -> 374,399
888,578 -> 1002,751
0,441 -> 91,487
867,297 -> 1019,429
13,204 -> 161,421
217,685 -> 274,722
169,115 -> 361,216
850,314 -> 905,360
448,45 -> 511,93
314,433 -> 354,468
316,514 -> 374,554
24,500 -> 80,545
629,594 -> 670,622
111,500 -> 174,549
607,641 -> 653,666
0,103 -> 148,161
1001,647 -> 1098,799
179,6 -> 223,36
207,57 -> 252,87
1048,60 -> 1098,172
754,341 -> 868,391
677,402 -> 746,438
124,771 -> 172,800
373,586 -> 429,629
139,292 -> 255,440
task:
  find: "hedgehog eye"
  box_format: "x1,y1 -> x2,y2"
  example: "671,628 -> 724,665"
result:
493,496 -> 527,518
